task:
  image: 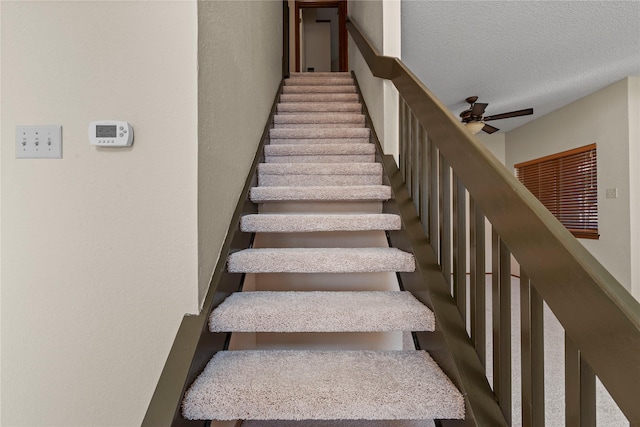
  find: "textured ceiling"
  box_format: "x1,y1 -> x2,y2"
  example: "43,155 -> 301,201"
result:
401,1 -> 640,133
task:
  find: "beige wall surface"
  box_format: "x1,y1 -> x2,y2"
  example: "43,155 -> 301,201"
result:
348,0 -> 400,160
1,1 -> 198,426
506,78 -> 633,294
348,0 -> 384,150
197,1 -> 282,305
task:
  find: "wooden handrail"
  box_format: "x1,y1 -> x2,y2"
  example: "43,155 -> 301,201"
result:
347,16 -> 640,424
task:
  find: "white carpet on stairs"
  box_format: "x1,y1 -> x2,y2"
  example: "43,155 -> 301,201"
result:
182,350 -> 465,421
258,161 -> 382,186
227,247 -> 415,273
209,291 -> 435,332
250,185 -> 391,202
264,143 -> 375,156
270,128 -> 369,140
240,214 -> 400,233
280,93 -> 360,102
192,73 -> 464,425
259,163 -> 381,176
274,113 -> 364,126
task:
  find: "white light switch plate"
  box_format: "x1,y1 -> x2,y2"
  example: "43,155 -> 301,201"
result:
16,125 -> 62,159
605,188 -> 618,199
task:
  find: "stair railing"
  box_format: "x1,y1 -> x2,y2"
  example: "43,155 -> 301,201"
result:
348,16 -> 640,427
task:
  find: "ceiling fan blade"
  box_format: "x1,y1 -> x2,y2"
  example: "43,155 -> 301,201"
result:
482,124 -> 500,134
471,102 -> 488,117
483,108 -> 533,122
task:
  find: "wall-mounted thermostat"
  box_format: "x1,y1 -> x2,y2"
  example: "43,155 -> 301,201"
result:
89,120 -> 133,147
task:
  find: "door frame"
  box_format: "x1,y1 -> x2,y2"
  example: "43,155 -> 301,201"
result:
294,0 -> 348,72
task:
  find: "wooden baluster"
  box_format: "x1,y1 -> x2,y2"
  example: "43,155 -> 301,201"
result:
520,270 -> 545,426
566,335 -> 596,427
492,231 -> 512,424
439,154 -> 451,290
429,141 -> 439,255
453,174 -> 467,322
469,197 -> 486,366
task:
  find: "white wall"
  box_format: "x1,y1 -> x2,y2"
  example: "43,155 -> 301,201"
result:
303,10 -> 331,72
1,2 -> 198,426
348,0 -> 401,161
197,1 -> 282,306
506,78 -> 634,295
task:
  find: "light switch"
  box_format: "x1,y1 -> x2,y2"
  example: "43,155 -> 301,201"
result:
605,188 -> 618,199
16,125 -> 62,159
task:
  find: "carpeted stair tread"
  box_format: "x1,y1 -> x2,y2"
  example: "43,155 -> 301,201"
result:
182,350 -> 465,421
266,155 -> 375,163
264,143 -> 375,157
282,85 -> 356,94
278,102 -> 361,113
258,163 -> 382,186
274,114 -> 365,129
270,127 -> 369,140
270,138 -> 369,145
250,185 -> 391,202
274,113 -> 364,123
259,174 -> 381,186
290,72 -> 351,77
285,77 -> 354,86
259,163 -> 382,176
227,247 -> 415,273
209,291 -> 434,332
280,93 -> 360,103
240,213 -> 400,232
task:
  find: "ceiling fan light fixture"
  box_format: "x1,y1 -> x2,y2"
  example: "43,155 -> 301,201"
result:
465,121 -> 485,134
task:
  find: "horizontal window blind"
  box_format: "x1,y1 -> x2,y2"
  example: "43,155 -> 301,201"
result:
515,143 -> 599,239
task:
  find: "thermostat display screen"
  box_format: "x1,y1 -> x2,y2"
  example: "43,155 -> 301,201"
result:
96,125 -> 117,138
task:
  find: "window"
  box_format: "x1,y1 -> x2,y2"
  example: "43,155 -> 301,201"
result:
515,143 -> 599,239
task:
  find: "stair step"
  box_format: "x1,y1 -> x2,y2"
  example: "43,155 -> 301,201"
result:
285,77 -> 354,86
290,72 -> 351,77
264,143 -> 376,164
241,213 -> 400,232
266,155 -> 375,163
250,185 -> 391,203
210,291 -> 434,332
259,174 -> 381,186
280,93 -> 360,103
282,85 -> 356,94
259,162 -> 382,176
274,113 -> 365,129
227,247 -> 414,273
182,350 -> 465,421
270,127 -> 369,140
258,163 -> 382,186
264,143 -> 375,157
278,102 -> 361,113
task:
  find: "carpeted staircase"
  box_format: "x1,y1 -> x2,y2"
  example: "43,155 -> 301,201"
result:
182,72 -> 465,423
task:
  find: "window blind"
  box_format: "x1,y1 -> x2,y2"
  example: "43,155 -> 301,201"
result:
515,143 -> 599,239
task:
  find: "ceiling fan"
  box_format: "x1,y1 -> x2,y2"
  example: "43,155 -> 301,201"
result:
460,96 -> 533,134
